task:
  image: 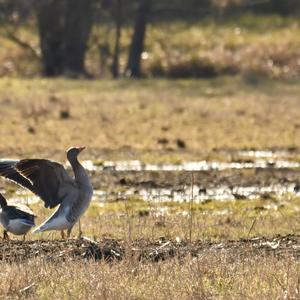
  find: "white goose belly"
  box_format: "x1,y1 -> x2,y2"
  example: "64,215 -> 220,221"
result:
34,182 -> 93,233
7,219 -> 33,235
40,215 -> 73,231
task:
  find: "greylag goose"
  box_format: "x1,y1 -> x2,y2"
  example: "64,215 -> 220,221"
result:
0,193 -> 35,240
0,146 -> 93,238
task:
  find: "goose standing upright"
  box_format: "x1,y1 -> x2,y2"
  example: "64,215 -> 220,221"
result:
0,193 -> 35,240
0,146 -> 93,238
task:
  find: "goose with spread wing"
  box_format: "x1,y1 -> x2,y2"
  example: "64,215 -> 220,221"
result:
0,146 -> 93,238
0,193 -> 35,240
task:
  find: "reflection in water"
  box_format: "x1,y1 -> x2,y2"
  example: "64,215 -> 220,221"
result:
92,183 -> 297,204
238,150 -> 290,158
7,183 -> 298,206
82,159 -> 300,172
4,151 -> 300,206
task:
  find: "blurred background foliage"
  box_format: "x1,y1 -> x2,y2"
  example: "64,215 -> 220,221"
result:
0,0 -> 300,79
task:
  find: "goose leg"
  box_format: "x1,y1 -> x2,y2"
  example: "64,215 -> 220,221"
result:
61,230 -> 65,239
3,230 -> 9,241
67,227 -> 72,238
77,219 -> 82,239
23,234 -> 26,241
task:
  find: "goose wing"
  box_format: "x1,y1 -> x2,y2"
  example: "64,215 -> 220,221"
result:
5,206 -> 35,223
0,159 -> 74,209
0,160 -> 33,191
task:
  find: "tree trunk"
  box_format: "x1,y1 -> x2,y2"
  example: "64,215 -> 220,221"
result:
126,0 -> 151,78
36,0 -> 65,76
36,0 -> 94,77
111,0 -> 123,78
63,0 -> 94,76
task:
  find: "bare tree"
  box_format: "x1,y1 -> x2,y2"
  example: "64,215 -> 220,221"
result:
126,0 -> 151,78
111,0 -> 123,78
36,0 -> 65,76
63,0 -> 94,76
36,0 -> 95,77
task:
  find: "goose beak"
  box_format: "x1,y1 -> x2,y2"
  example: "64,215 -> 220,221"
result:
78,146 -> 86,152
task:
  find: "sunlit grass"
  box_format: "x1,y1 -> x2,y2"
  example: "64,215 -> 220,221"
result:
0,24 -> 299,296
1,193 -> 300,299
0,76 -> 300,161
1,253 -> 299,299
16,192 -> 299,242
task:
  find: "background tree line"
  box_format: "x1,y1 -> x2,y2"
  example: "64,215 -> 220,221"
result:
0,0 -> 300,79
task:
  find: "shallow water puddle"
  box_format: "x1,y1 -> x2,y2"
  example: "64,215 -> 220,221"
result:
6,183 -> 299,206
92,183 -> 298,203
5,150 -> 300,205
237,150 -> 293,158
82,159 -> 300,172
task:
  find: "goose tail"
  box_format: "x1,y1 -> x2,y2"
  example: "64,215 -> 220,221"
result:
32,214 -> 69,233
32,224 -> 47,233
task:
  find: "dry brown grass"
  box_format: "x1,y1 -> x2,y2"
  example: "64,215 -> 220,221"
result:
25,194 -> 300,242
0,76 -> 300,299
1,245 -> 300,299
0,77 -> 300,162
0,192 -> 298,299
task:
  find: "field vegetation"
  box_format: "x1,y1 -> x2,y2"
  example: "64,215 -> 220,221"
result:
1,188 -> 300,298
0,76 -> 300,298
1,9 -> 300,299
0,76 -> 300,161
2,14 -> 300,79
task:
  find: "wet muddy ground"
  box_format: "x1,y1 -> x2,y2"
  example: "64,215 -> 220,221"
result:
1,235 -> 300,263
91,167 -> 300,202
2,151 -> 300,264
5,150 -> 300,205
86,150 -> 300,203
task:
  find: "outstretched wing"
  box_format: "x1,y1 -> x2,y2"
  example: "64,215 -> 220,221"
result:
0,159 -> 74,209
0,160 -> 34,191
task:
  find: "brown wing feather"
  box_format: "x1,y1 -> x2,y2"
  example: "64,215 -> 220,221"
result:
0,160 -> 35,190
16,159 -> 71,208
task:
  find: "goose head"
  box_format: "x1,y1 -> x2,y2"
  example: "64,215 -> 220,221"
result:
67,146 -> 85,162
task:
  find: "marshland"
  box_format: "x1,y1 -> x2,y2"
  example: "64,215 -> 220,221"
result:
1,1 -> 300,299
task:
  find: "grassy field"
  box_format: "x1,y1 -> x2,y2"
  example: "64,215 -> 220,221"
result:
1,245 -> 300,299
1,76 -> 300,298
0,76 -> 300,160
2,11 -> 300,300
2,195 -> 300,299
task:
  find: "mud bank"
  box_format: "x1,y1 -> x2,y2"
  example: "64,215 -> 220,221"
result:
1,235 -> 300,263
